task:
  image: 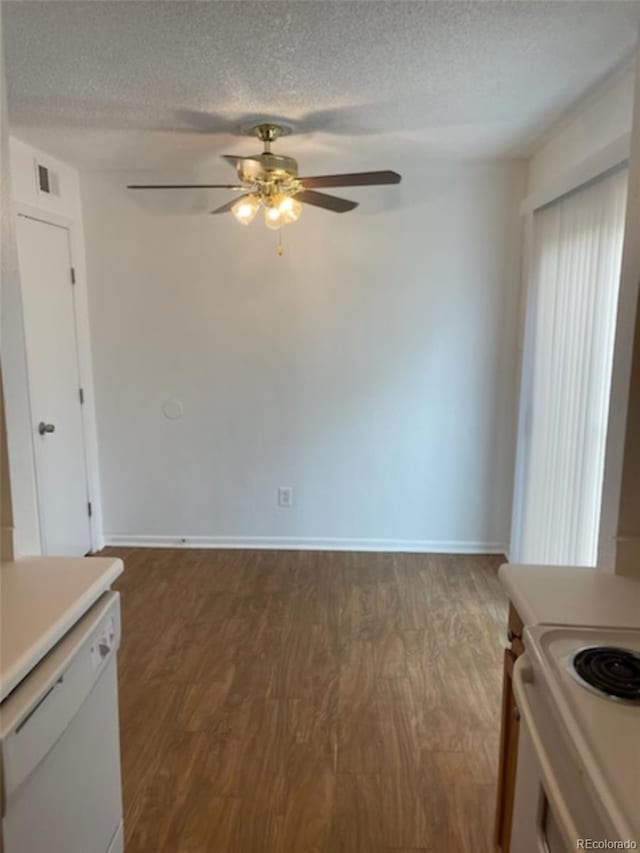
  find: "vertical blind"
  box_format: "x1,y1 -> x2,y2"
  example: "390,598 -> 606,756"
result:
517,167 -> 628,566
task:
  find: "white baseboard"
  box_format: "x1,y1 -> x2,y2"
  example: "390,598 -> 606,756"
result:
103,534 -> 507,555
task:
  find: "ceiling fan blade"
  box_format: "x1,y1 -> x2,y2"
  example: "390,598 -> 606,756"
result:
222,155 -> 245,169
295,190 -> 358,213
127,183 -> 246,190
299,170 -> 401,189
210,195 -> 249,215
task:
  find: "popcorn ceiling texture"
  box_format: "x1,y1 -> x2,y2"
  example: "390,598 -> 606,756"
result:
3,0 -> 640,168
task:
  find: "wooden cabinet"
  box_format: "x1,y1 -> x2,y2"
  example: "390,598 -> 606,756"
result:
494,603 -> 524,852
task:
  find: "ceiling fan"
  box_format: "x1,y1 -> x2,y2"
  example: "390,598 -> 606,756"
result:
127,122 -> 401,230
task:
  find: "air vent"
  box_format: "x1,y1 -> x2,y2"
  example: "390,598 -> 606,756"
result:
37,164 -> 50,193
35,161 -> 60,196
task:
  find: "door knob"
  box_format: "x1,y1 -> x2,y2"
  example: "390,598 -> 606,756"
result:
38,422 -> 55,435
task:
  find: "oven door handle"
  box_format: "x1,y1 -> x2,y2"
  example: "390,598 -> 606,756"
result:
513,655 -> 581,849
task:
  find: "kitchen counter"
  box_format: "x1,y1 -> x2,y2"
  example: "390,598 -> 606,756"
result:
499,563 -> 640,629
0,555 -> 123,702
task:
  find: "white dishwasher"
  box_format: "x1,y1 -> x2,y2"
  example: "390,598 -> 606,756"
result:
1,591 -> 123,853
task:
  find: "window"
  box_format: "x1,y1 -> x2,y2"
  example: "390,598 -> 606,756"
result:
514,167 -> 628,566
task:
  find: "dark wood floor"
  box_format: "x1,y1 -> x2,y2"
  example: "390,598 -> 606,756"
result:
100,547 -> 508,853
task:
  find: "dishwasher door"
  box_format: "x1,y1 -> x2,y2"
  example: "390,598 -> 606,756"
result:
1,592 -> 123,853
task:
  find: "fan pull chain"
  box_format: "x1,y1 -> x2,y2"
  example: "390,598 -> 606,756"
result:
277,229 -> 284,256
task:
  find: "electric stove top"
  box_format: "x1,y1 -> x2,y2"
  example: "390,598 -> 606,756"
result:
523,625 -> 640,844
570,645 -> 640,702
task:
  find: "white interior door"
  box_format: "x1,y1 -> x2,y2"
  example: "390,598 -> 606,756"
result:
16,214 -> 91,556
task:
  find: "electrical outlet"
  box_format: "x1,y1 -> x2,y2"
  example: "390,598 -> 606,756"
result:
278,486 -> 293,507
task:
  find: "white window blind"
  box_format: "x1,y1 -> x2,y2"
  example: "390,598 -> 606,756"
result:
517,167 -> 628,566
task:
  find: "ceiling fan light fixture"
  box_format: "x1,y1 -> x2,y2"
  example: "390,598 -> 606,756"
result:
279,194 -> 302,224
231,194 -> 260,225
128,121 -> 401,239
264,200 -> 285,230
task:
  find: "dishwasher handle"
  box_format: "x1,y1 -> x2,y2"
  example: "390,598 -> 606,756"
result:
14,676 -> 64,734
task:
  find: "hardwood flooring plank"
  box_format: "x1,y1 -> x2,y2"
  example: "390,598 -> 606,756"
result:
118,680 -> 187,844
99,547 -> 507,852
203,697 -> 288,800
421,751 -> 496,853
337,638 -> 383,773
163,794 -> 242,853
273,746 -> 335,853
329,773 -> 385,853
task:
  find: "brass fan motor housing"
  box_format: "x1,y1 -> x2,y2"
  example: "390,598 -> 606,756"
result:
237,153 -> 299,185
236,123 -> 299,187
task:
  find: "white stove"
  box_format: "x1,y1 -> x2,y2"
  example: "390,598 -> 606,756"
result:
511,625 -> 640,852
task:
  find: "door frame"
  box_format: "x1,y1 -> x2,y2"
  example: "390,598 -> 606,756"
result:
15,201 -> 103,553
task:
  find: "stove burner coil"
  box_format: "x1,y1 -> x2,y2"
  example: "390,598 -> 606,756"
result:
570,646 -> 640,703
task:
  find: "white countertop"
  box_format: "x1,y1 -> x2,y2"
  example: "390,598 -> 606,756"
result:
499,563 -> 640,629
0,556 -> 123,702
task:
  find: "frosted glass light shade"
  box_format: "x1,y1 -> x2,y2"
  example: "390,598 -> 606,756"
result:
231,195 -> 260,225
279,195 -> 302,224
264,202 -> 285,230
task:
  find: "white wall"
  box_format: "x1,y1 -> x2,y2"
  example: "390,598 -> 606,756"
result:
4,136 -> 103,553
527,64 -> 635,195
82,158 -> 525,552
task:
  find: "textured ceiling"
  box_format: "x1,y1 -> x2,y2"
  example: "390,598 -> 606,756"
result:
3,0 -> 640,170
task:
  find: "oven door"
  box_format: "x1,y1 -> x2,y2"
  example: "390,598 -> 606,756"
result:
511,655 -> 579,853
